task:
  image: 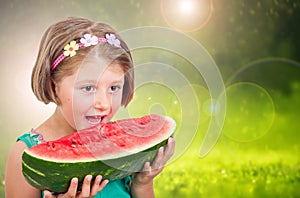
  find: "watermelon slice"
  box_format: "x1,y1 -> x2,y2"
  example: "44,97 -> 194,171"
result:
22,114 -> 176,193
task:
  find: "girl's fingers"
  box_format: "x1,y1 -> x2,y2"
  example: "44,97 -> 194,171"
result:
43,178 -> 78,198
90,175 -> 102,196
43,190 -> 55,198
67,177 -> 78,197
151,147 -> 164,171
131,139 -> 175,186
90,175 -> 109,196
143,161 -> 151,173
58,177 -> 78,198
99,179 -> 109,191
80,175 -> 92,197
44,174 -> 110,198
164,137 -> 175,161
151,138 -> 175,171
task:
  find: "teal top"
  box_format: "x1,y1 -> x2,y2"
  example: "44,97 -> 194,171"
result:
17,130 -> 132,198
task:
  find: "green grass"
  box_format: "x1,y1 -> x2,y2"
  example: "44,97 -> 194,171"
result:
154,146 -> 300,198
153,85 -> 300,198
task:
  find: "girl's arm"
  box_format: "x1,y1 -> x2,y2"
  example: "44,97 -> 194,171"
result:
131,179 -> 155,198
5,141 -> 41,198
131,137 -> 175,198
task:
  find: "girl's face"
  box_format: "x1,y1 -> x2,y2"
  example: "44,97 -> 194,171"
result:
55,62 -> 125,130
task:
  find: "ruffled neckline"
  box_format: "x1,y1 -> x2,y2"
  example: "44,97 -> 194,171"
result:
29,128 -> 46,144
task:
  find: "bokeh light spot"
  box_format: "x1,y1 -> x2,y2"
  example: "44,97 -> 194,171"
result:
127,83 -> 182,125
222,82 -> 275,142
203,98 -> 221,116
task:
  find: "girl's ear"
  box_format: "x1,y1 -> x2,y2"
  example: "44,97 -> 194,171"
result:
51,79 -> 61,105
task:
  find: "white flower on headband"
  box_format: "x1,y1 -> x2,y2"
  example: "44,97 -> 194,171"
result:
106,33 -> 121,47
80,34 -> 98,47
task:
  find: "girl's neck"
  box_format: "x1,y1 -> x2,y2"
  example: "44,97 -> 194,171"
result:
35,107 -> 76,141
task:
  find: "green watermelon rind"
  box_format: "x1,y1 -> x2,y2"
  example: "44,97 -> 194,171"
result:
22,137 -> 169,193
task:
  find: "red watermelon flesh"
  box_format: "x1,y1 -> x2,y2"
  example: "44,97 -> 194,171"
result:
25,114 -> 175,161
22,114 -> 176,192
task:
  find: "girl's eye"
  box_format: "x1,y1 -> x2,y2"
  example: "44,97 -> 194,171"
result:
109,85 -> 121,93
81,85 -> 96,93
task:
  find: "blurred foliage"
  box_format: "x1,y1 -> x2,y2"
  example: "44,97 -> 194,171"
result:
1,0 -> 299,89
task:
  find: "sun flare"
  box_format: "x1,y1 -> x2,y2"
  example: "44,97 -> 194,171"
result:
161,0 -> 213,32
178,0 -> 196,14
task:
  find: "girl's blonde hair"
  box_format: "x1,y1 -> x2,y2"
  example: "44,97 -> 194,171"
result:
31,17 -> 134,106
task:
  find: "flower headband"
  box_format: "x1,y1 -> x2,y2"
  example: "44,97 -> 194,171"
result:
51,33 -> 121,71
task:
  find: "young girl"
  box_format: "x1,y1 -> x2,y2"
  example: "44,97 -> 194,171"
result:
5,17 -> 175,198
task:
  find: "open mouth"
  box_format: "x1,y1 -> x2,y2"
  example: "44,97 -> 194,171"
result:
86,115 -> 104,125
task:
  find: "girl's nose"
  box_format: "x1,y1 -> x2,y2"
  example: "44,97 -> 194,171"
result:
94,90 -> 111,112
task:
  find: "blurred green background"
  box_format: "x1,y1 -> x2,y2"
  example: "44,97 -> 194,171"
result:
0,0 -> 299,197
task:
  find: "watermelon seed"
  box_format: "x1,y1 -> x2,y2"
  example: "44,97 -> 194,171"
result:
46,142 -> 56,150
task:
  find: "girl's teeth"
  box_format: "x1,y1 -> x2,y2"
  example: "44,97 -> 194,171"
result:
87,116 -> 102,125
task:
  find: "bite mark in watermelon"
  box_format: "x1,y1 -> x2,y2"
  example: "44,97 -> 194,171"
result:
22,114 -> 176,193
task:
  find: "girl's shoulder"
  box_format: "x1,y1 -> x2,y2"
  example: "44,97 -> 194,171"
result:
17,129 -> 46,148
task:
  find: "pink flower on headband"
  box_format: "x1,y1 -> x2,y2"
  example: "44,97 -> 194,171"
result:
106,33 -> 121,47
63,40 -> 79,57
80,34 -> 98,47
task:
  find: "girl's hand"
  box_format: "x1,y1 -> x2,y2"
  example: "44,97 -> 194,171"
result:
131,137 -> 175,186
43,175 -> 109,198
